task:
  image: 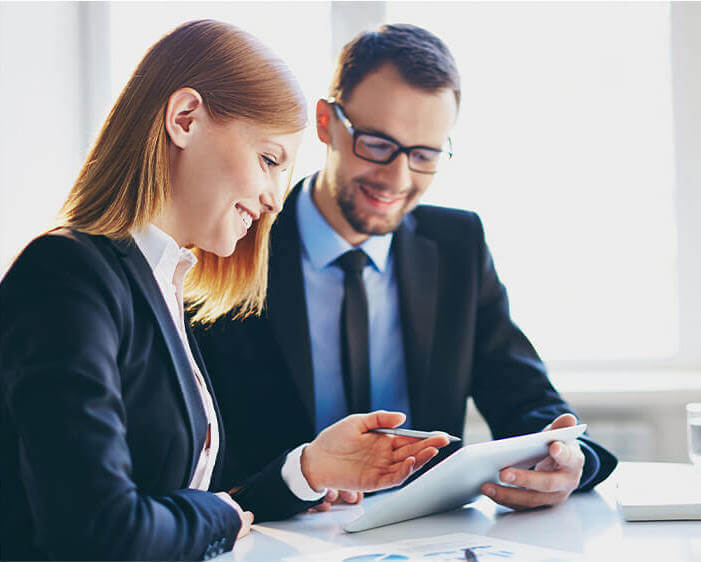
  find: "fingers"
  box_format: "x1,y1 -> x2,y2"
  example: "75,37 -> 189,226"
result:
548,440 -> 584,469
360,410 -> 406,431
307,490 -> 363,511
307,501 -> 332,513
481,482 -> 568,510
214,492 -> 255,538
339,490 -> 363,504
391,435 -> 449,461
412,447 -> 439,470
236,511 -> 254,539
481,441 -> 584,511
377,456 -> 415,490
534,454 -> 557,472
547,413 -> 577,431
497,465 -> 576,495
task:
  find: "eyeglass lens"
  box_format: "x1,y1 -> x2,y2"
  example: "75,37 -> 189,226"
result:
354,133 -> 447,173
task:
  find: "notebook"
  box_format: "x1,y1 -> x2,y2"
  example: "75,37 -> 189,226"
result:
617,462 -> 701,521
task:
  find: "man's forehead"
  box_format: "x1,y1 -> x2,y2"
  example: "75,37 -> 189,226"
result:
343,65 -> 457,146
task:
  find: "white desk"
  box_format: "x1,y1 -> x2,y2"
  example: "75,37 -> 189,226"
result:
224,463 -> 701,561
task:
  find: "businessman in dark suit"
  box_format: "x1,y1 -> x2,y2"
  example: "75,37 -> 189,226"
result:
196,24 -> 617,513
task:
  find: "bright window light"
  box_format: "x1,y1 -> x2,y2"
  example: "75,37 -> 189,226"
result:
387,2 -> 678,363
109,2 -> 332,184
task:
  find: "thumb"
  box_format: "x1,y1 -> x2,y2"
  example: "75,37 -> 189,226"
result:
362,410 -> 406,431
547,413 -> 577,431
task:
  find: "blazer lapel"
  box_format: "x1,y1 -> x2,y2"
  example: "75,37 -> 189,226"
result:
393,216 -> 439,427
111,237 -> 206,485
185,323 -> 226,489
267,180 -> 316,429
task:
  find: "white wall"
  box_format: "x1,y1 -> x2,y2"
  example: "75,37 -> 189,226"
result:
671,2 -> 701,369
0,2 -> 84,271
2,2 -> 701,462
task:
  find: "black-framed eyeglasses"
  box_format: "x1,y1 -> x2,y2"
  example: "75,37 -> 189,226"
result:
328,98 -> 453,174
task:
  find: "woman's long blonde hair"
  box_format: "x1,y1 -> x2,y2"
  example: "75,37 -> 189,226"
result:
59,20 -> 306,324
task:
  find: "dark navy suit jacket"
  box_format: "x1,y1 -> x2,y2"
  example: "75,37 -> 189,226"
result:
0,229 -> 316,561
195,177 -> 617,492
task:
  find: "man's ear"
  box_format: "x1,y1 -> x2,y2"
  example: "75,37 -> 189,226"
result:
316,98 -> 333,146
165,88 -> 204,149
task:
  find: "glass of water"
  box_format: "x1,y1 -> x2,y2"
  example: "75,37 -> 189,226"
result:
686,403 -> 701,465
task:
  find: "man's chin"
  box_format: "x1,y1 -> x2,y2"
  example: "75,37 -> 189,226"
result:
349,214 -> 402,236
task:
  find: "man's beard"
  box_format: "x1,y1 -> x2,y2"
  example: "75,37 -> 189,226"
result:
335,178 -> 414,236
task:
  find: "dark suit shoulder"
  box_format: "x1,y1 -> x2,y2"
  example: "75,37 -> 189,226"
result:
409,205 -> 486,247
3,228 -> 128,291
0,228 -> 133,342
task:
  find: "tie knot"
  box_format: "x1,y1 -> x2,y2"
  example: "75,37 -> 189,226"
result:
336,249 -> 368,275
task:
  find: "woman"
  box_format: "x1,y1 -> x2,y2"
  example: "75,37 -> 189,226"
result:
0,20 -> 447,560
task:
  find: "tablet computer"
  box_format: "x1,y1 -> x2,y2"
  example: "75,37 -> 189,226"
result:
344,423 -> 587,532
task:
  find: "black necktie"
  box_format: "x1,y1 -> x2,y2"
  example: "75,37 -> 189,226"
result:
336,249 -> 370,414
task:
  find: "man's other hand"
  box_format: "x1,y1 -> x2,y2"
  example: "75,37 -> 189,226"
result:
307,489 -> 364,513
480,413 -> 585,510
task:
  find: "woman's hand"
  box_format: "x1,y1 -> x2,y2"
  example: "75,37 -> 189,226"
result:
214,492 -> 254,540
300,411 -> 449,493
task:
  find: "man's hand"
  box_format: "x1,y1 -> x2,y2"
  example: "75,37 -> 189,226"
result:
307,489 -> 364,513
301,410 -> 449,493
480,413 -> 585,511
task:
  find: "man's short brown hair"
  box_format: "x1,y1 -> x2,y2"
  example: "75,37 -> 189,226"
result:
330,23 -> 460,107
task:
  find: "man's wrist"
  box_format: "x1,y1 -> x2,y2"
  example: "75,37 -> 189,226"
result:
300,443 -> 325,493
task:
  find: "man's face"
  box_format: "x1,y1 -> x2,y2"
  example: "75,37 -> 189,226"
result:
320,63 -> 457,237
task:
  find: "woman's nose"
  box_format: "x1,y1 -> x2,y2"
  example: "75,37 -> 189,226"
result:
260,188 -> 282,214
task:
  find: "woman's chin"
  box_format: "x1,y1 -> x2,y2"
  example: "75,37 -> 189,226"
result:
200,237 -> 238,258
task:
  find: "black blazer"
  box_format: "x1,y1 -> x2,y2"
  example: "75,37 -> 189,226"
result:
0,229 -> 314,561
195,177 -> 617,490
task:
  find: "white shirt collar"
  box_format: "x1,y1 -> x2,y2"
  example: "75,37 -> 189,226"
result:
297,175 -> 393,273
131,224 -> 197,288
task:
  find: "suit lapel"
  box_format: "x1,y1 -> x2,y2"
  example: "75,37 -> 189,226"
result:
267,180 -> 316,428
393,216 -> 439,427
185,323 -> 226,489
111,237 -> 205,485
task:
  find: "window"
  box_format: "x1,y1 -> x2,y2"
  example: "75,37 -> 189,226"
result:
108,2 -> 332,183
387,2 -> 678,364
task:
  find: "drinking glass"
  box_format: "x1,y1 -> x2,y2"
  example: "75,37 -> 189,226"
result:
686,403 -> 701,465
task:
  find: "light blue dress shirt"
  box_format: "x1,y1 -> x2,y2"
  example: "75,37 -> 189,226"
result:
296,177 -> 412,434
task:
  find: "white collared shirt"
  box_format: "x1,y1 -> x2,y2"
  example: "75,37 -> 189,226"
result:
131,224 -> 324,500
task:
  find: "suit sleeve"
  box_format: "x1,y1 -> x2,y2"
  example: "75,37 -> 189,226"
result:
467,216 -> 617,488
230,451 -> 324,522
0,235 -> 240,561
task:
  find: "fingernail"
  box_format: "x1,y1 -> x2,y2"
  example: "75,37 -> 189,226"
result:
484,485 -> 496,497
503,471 -> 515,483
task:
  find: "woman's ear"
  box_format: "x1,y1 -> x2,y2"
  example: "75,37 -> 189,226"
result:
316,98 -> 333,146
165,88 -> 204,149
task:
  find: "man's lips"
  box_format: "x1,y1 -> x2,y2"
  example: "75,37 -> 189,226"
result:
357,182 -> 407,207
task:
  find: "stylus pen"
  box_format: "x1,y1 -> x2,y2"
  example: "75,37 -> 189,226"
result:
369,428 -> 462,442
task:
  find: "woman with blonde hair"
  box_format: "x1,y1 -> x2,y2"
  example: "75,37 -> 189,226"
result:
0,20 -> 447,560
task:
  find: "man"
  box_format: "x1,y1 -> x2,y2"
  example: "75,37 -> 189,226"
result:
195,23 -> 616,513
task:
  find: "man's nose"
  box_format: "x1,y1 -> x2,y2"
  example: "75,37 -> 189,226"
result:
380,152 -> 413,191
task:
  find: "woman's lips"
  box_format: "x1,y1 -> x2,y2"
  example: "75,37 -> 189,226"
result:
235,203 -> 254,229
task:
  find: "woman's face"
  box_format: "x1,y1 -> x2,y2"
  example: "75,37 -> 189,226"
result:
164,91 -> 303,256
